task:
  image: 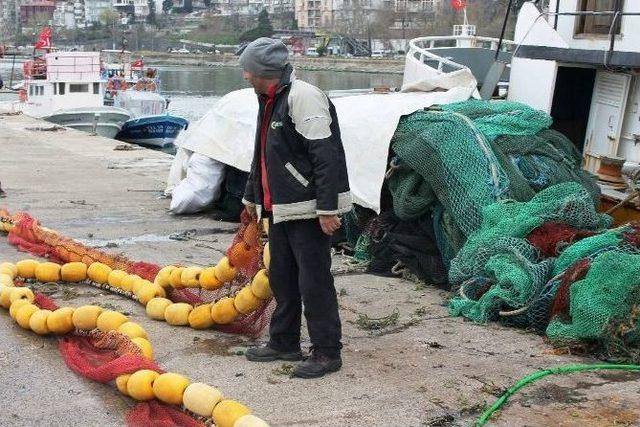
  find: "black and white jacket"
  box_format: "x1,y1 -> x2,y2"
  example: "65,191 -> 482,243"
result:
242,66 -> 352,223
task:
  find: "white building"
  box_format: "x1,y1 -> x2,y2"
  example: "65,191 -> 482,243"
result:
0,0 -> 21,39
84,0 -> 111,23
294,0 -> 439,31
508,1 -> 640,171
113,0 -> 147,21
216,0 -> 263,17
53,0 -> 77,28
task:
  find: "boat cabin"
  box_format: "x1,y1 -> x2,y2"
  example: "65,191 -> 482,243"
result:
23,51 -> 105,118
509,1 -> 640,174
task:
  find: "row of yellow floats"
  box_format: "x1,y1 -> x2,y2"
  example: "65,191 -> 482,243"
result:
0,255 -> 272,427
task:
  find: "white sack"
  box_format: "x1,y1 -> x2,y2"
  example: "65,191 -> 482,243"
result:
169,152 -> 226,214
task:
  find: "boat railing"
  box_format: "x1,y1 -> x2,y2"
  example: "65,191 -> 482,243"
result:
403,35 -> 514,88
409,35 -> 515,52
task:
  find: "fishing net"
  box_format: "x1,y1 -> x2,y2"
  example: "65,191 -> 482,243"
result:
29,291 -> 203,427
386,100 -> 600,258
547,250 -> 640,348
1,209 -> 273,338
388,108 -> 510,237
448,182 -> 611,328
492,129 -> 601,203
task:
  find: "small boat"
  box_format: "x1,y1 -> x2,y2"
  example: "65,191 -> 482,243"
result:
117,114 -> 189,148
114,88 -> 188,148
21,51 -> 131,138
45,106 -> 131,139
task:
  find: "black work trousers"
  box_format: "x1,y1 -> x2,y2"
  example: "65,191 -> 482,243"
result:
267,217 -> 342,358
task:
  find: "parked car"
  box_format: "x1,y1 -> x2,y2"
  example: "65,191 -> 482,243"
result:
305,47 -> 319,57
176,48 -> 190,54
371,50 -> 385,58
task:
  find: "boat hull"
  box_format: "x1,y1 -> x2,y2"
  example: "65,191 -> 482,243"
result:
44,107 -> 131,139
116,115 -> 189,148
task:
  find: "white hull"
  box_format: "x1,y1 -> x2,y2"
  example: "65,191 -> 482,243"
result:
44,107 -> 131,139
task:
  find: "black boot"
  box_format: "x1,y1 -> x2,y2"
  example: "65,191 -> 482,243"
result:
292,352 -> 342,378
245,345 -> 303,362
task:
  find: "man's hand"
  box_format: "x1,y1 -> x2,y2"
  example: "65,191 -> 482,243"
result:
319,215 -> 341,236
246,205 -> 257,220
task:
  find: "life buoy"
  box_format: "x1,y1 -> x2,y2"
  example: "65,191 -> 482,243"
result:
19,88 -> 27,102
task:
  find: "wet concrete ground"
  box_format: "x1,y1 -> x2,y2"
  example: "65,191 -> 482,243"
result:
0,112 -> 639,426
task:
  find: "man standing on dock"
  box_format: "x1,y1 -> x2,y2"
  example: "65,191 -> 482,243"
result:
239,38 -> 352,378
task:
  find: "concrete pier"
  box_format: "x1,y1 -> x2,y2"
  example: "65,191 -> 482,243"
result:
0,112 -> 638,427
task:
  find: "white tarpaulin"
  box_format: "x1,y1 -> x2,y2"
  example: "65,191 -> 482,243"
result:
173,71 -> 476,212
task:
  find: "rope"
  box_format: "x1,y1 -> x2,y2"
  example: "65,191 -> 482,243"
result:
476,363 -> 640,426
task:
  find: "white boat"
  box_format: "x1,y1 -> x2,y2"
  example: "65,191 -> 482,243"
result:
45,106 -> 132,137
505,1 -> 640,217
403,12 -> 513,96
20,51 -> 130,139
114,90 -> 188,148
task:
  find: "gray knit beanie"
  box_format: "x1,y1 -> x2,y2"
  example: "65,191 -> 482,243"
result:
239,37 -> 289,78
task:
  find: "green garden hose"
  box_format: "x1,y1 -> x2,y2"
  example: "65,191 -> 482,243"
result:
476,363 -> 640,426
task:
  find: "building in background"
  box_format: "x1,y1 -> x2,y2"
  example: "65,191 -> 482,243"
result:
1,0 -> 22,39
390,0 -> 438,35
113,0 -> 148,22
20,1 -> 56,31
84,0 -> 111,23
52,0 -> 77,29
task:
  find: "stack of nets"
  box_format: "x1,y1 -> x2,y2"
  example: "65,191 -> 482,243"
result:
378,99 -> 600,281
447,184 -> 640,357
447,182 -> 611,329
1,209 -> 273,338
545,224 -> 640,353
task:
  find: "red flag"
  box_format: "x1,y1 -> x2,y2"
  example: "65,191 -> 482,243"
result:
450,0 -> 466,10
132,58 -> 144,69
34,27 -> 52,49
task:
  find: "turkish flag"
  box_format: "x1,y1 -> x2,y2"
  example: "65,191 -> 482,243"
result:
34,27 -> 52,49
450,0 -> 466,10
132,58 -> 144,69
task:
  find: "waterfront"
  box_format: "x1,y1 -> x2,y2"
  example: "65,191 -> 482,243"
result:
0,59 -> 403,122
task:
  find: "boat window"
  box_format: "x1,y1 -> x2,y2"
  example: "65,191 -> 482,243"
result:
93,82 -> 100,94
29,85 -> 33,96
59,83 -> 65,95
69,84 -> 89,93
54,84 -> 57,95
575,0 -> 624,35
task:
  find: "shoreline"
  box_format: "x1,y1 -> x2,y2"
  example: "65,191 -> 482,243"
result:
139,51 -> 405,74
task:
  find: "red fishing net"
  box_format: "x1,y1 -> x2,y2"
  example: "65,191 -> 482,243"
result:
1,209 -> 274,337
127,400 -> 205,427
549,258 -> 591,321
526,222 -> 597,258
30,292 -> 203,426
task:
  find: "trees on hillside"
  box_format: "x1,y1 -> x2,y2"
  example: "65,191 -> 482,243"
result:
239,9 -> 273,43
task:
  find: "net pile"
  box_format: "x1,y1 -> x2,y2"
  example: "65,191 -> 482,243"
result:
545,225 -> 640,351
0,209 -> 273,338
386,100 -> 600,263
380,99 -> 640,355
448,182 -> 611,328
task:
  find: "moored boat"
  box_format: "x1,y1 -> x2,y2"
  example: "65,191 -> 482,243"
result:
45,106 -> 131,139
21,50 -> 131,138
114,87 -> 188,148
117,114 -> 189,148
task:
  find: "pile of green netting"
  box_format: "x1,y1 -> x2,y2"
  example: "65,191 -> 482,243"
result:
382,99 -> 640,355
387,99 -> 600,261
